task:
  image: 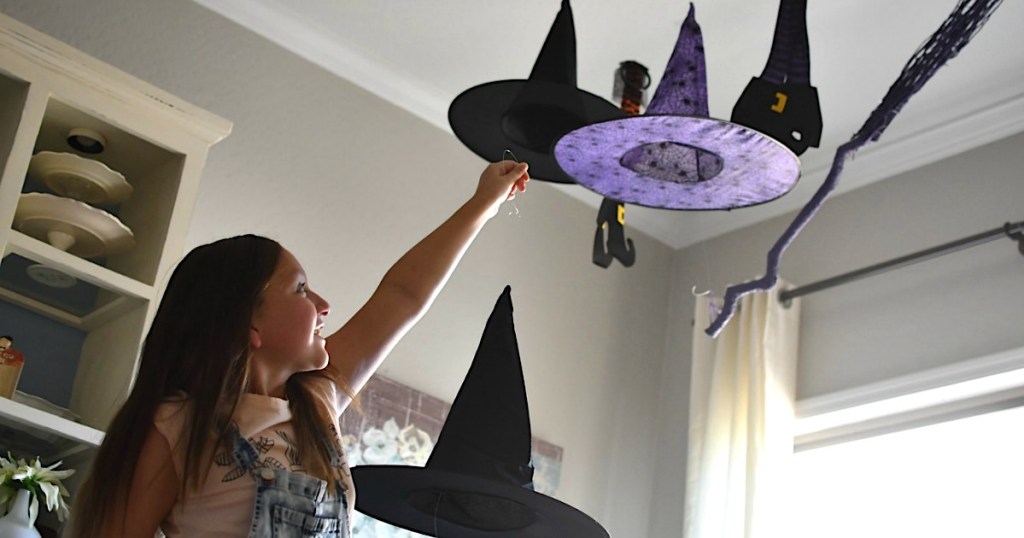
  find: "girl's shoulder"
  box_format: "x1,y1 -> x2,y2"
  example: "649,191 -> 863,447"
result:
151,392 -> 193,480
306,375 -> 348,416
154,391 -> 190,421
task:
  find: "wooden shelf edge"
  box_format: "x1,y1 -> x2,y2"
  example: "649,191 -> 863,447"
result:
0,396 -> 104,451
6,230 -> 154,300
0,286 -> 84,328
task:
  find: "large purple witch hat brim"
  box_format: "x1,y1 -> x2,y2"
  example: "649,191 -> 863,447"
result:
555,116 -> 799,209
448,0 -> 625,184
554,3 -> 800,210
352,287 -> 609,537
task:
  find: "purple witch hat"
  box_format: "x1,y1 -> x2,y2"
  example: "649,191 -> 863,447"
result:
554,3 -> 800,210
448,0 -> 625,184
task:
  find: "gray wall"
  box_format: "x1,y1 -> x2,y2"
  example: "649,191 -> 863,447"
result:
0,1 -> 671,535
3,1 -> 1022,536
648,131 -> 1024,536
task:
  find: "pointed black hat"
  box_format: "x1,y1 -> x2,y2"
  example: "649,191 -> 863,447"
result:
351,286 -> 608,537
447,0 -> 625,184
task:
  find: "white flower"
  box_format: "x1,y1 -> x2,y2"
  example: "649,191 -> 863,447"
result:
381,418 -> 400,439
397,425 -> 434,465
361,425 -> 398,464
0,453 -> 75,522
341,434 -> 364,467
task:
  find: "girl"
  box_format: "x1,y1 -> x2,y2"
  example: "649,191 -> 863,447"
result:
70,160 -> 529,537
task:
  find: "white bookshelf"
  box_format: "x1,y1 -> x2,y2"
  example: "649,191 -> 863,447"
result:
0,12 -> 231,466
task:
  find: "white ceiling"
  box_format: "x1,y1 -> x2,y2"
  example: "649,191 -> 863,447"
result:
195,0 -> 1024,249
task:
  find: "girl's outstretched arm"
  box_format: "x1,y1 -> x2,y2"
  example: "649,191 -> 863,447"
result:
324,160 -> 529,402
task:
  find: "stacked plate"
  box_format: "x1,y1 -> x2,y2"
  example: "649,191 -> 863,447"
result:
14,151 -> 135,259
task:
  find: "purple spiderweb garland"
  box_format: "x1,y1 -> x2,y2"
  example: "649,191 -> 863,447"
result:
705,0 -> 1005,338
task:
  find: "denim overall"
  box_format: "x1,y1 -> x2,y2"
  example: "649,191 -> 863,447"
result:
230,428 -> 351,537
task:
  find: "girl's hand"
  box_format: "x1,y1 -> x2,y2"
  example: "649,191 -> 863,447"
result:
474,160 -> 530,217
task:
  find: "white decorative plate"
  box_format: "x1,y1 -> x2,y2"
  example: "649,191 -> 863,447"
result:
26,263 -> 78,288
13,193 -> 135,258
27,151 -> 132,205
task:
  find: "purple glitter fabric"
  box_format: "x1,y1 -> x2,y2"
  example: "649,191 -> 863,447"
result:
645,3 -> 708,117
553,3 -> 799,210
556,116 -> 799,209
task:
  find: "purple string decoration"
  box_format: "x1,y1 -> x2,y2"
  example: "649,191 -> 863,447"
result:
706,0 -> 1006,337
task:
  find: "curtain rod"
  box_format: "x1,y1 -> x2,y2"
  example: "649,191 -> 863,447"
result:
779,219 -> 1024,304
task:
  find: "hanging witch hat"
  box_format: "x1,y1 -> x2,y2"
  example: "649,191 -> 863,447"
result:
448,0 -> 625,184
351,286 -> 608,537
731,0 -> 823,156
554,3 -> 801,210
703,0 -> 1005,337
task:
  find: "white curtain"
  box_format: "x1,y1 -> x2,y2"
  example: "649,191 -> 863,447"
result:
683,284 -> 801,538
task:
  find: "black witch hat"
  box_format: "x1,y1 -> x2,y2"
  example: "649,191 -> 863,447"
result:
447,0 -> 625,184
351,286 -> 608,537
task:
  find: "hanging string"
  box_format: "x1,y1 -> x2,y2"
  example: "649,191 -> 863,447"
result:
705,0 -> 1006,337
692,212 -> 714,296
691,212 -> 722,325
502,149 -> 522,217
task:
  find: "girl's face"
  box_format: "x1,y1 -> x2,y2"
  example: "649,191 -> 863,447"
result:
249,249 -> 330,392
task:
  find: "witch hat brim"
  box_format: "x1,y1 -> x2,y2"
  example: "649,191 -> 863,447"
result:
553,3 -> 800,209
554,115 -> 799,210
351,466 -> 608,537
352,286 -> 608,537
448,0 -> 625,184
449,81 -> 626,184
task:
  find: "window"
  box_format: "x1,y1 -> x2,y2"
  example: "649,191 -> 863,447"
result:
790,347 -> 1024,538
791,404 -> 1024,538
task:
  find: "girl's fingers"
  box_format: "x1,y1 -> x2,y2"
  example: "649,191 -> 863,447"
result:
485,160 -> 528,204
506,162 -> 528,178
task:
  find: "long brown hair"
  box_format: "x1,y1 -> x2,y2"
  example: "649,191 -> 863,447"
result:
71,235 -> 349,537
